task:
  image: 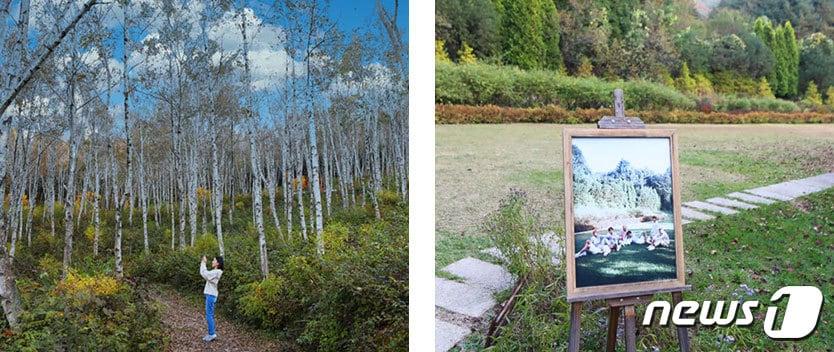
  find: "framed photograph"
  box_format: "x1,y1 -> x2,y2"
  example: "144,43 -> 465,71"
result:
563,129 -> 686,302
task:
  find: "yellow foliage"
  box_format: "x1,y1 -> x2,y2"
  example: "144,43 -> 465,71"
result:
804,81 -> 823,106
85,225 -> 96,242
197,187 -> 211,201
692,74 -> 714,97
57,272 -> 124,297
577,57 -> 593,77
758,77 -> 775,98
435,39 -> 451,63
457,42 -> 477,64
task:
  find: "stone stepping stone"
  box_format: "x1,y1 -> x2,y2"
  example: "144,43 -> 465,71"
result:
744,188 -> 794,201
680,206 -> 714,221
436,320 -> 470,352
726,192 -> 776,205
786,178 -> 830,192
705,197 -> 757,210
757,181 -> 821,198
684,200 -> 739,215
796,173 -> 834,188
435,278 -> 496,318
443,257 -> 514,292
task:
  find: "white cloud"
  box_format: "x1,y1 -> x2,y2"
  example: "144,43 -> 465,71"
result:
208,7 -> 298,91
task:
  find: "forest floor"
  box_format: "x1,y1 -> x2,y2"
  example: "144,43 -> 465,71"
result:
152,285 -> 292,352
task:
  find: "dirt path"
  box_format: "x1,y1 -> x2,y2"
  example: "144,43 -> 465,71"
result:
152,286 -> 293,352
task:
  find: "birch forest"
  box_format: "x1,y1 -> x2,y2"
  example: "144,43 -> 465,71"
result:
0,0 -> 408,350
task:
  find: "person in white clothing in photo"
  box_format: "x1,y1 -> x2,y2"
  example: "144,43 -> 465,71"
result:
200,255 -> 224,342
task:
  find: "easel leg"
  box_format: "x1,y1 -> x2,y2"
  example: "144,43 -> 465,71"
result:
606,306 -> 620,352
672,292 -> 690,352
624,305 -> 637,352
568,302 -> 582,352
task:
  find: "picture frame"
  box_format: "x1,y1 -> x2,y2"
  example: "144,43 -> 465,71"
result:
563,128 -> 687,302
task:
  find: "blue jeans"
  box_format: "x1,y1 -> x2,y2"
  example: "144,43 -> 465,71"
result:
205,294 -> 217,336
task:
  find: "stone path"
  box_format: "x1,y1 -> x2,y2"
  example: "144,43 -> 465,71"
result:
435,172 -> 834,351
683,173 -> 834,223
435,233 -> 561,351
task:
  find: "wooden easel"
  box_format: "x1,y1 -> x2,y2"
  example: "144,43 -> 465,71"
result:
566,89 -> 691,352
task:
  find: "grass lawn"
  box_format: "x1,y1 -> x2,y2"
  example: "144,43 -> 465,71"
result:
467,188 -> 834,351
436,124 -> 834,271
574,229 -> 677,287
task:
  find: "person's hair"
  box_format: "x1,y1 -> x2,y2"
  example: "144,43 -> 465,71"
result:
626,231 -> 632,236
607,227 -> 614,231
214,256 -> 224,270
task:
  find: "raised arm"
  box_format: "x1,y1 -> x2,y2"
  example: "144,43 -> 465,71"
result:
200,261 -> 210,280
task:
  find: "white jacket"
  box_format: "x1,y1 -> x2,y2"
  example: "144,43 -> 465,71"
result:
200,262 -> 223,297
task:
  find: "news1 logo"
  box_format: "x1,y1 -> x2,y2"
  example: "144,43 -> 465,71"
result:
643,286 -> 824,339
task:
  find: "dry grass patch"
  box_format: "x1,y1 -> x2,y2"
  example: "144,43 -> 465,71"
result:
437,123 -> 834,235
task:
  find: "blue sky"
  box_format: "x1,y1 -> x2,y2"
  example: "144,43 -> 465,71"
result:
245,0 -> 408,43
573,137 -> 671,174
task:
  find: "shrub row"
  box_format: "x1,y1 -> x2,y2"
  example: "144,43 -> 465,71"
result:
712,95 -> 799,113
436,62 -> 696,110
435,104 -> 834,124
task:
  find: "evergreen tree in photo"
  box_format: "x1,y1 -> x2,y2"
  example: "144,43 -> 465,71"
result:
754,16 -> 779,92
540,0 -> 563,71
676,62 -> 696,93
758,77 -> 775,98
803,80 -> 823,106
495,0 -> 545,69
457,42 -> 477,64
436,0 -> 500,61
799,33 -> 834,95
782,21 -> 800,97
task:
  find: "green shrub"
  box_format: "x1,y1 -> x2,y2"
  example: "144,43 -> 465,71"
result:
436,62 -> 696,110
481,190 -> 569,351
714,95 -> 799,112
0,273 -> 168,351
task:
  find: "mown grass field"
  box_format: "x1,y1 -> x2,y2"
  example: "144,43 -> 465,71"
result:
436,124 -> 834,270
457,188 -> 834,351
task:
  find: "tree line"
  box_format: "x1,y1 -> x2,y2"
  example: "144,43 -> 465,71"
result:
0,0 -> 406,330
436,0 -> 834,101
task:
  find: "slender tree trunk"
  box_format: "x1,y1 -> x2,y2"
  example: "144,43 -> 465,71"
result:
210,116 -> 224,256
110,142 -> 123,278
93,149 -> 101,256
307,111 -> 324,256
61,78 -> 80,279
239,4 -> 268,276
139,129 -> 148,253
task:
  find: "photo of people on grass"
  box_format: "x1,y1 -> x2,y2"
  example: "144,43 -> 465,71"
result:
571,137 -> 677,288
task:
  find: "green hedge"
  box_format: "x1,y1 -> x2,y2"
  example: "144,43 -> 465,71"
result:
435,104 -> 834,124
713,95 -> 799,113
436,62 -> 696,110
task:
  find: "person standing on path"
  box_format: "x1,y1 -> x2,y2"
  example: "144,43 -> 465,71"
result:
200,255 -> 224,342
